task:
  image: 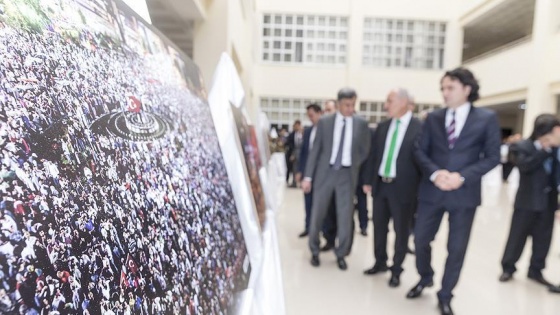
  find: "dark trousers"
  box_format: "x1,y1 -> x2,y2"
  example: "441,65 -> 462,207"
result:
323,201 -> 337,245
501,208 -> 555,275
414,202 -> 476,303
502,162 -> 514,181
355,185 -> 368,230
373,182 -> 413,275
304,191 -> 313,232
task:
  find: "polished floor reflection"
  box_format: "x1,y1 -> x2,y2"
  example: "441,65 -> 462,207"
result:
277,167 -> 560,314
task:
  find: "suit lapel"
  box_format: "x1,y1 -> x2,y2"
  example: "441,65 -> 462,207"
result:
326,115 -> 336,154
375,120 -> 391,168
453,106 -> 476,148
397,118 -> 418,158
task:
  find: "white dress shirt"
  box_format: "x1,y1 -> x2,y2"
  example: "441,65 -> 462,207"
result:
378,111 -> 413,178
329,113 -> 353,167
445,102 -> 471,139
309,126 -> 317,151
430,102 -> 472,182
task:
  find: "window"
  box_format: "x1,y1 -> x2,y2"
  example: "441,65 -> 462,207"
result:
362,17 -> 447,69
261,97 -> 325,128
359,101 -> 442,124
262,13 -> 349,64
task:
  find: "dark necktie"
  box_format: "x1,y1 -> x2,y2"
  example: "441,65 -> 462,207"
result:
333,118 -> 346,170
447,110 -> 457,149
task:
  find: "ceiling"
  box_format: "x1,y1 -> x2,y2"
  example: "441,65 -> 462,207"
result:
485,100 -> 525,114
147,0 -> 199,57
462,0 -> 535,62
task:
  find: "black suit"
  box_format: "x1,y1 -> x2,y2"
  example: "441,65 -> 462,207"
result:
501,140 -> 558,275
298,127 -> 314,231
285,131 -> 295,183
414,105 -> 500,302
364,115 -> 422,275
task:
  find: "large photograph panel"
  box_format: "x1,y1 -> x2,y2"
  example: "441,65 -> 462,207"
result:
230,105 -> 267,228
0,0 -> 250,314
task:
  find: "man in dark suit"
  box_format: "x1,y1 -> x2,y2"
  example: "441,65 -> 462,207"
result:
296,103 -> 323,237
407,68 -> 500,315
285,120 -> 302,187
362,88 -> 422,288
302,88 -> 371,270
499,114 -> 560,288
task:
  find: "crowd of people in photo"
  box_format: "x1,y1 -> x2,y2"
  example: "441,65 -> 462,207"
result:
0,4 -> 249,315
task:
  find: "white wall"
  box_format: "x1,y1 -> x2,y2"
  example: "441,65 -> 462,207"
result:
193,0 -> 229,90
464,40 -> 532,99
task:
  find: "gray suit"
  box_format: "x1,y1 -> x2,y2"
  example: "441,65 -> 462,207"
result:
304,114 -> 371,257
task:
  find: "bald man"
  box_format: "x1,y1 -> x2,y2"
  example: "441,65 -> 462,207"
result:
363,88 -> 422,287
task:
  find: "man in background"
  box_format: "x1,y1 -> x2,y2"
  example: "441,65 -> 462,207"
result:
500,114 -> 560,290
296,104 -> 323,237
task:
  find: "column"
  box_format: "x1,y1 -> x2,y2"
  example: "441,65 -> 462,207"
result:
522,0 -> 556,137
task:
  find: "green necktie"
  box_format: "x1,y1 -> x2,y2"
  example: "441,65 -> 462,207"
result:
384,119 -> 400,178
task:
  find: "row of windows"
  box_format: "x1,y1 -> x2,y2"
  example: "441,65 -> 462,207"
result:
362,18 -> 446,69
262,14 -> 447,69
262,14 -> 348,65
261,97 -> 442,128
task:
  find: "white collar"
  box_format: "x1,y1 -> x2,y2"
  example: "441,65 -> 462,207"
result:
448,102 -> 471,115
394,110 -> 412,125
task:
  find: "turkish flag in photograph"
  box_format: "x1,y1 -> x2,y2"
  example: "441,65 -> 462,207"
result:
126,254 -> 139,274
127,95 -> 142,113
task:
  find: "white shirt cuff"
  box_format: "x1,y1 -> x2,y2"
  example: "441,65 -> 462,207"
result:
430,170 -> 441,182
303,177 -> 312,182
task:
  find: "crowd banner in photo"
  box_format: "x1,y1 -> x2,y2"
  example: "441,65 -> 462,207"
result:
0,0 -> 252,314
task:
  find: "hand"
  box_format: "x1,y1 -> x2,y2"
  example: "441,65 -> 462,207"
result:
434,170 -> 452,191
446,172 -> 464,190
301,179 -> 312,194
295,172 -> 302,183
363,185 -> 372,194
539,135 -> 553,150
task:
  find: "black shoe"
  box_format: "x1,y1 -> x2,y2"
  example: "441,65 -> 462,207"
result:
360,229 -> 368,236
320,243 -> 335,252
528,273 -> 552,287
310,255 -> 320,267
406,280 -> 433,299
363,264 -> 388,275
388,274 -> 400,288
549,285 -> 560,293
298,231 -> 308,238
407,247 -> 415,255
499,272 -> 513,282
337,258 -> 347,270
438,300 -> 454,315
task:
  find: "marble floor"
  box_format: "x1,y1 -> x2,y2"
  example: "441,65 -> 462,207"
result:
276,167 -> 560,315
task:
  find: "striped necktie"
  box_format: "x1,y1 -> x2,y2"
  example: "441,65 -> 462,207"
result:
447,110 -> 456,149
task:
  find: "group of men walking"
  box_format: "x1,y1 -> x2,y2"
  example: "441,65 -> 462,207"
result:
294,67 -> 560,315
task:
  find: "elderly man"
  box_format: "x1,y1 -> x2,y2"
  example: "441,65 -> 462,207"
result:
362,88 -> 422,287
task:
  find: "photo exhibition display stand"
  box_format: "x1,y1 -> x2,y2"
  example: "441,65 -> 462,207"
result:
209,53 -> 286,315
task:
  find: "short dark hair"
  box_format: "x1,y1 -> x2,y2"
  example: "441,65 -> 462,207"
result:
306,103 -> 322,113
337,88 -> 357,101
531,114 -> 560,140
294,120 -> 301,125
442,67 -> 480,103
